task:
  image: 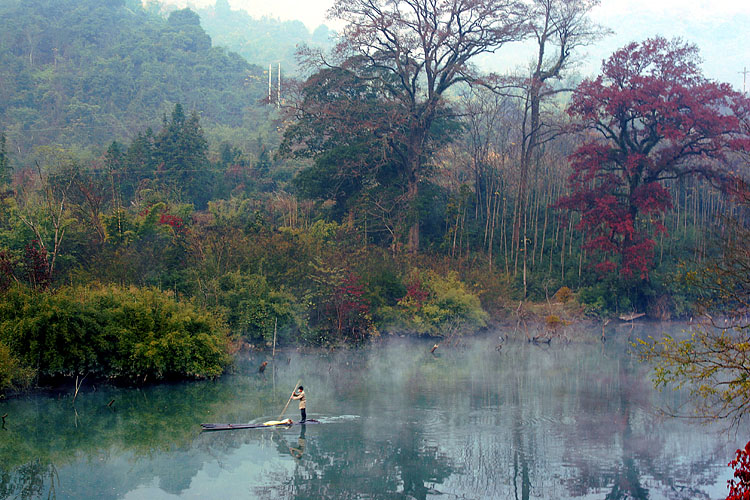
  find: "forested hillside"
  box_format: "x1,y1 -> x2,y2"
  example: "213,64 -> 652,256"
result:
0,0 -> 270,155
1,0 -> 749,395
195,0 -> 334,73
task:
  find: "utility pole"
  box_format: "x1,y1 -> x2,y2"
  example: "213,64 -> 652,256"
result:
277,63 -> 281,108
741,67 -> 748,94
268,63 -> 272,103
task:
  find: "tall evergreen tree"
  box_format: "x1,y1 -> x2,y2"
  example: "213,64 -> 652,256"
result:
153,104 -> 211,208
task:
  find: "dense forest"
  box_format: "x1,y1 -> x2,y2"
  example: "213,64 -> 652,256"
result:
1,0 -> 749,394
0,0 -> 276,154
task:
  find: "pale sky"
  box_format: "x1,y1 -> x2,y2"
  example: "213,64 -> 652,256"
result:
159,0 -> 750,89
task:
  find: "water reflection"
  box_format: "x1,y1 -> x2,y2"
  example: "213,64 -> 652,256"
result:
0,460 -> 58,500
0,325 -> 745,499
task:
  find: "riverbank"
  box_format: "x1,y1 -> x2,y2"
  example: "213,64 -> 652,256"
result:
0,284 -> 232,396
0,274 -> 685,399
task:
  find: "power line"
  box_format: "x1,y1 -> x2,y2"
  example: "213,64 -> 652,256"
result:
1,124 -> 141,133
45,166 -> 260,176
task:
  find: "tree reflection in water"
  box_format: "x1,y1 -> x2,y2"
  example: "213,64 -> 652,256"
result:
256,419 -> 454,499
0,330 -> 745,499
0,461 -> 58,500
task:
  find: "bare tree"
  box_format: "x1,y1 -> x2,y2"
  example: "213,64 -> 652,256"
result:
14,154 -> 76,281
325,0 -> 529,253
512,0 -> 607,295
458,87 -> 519,270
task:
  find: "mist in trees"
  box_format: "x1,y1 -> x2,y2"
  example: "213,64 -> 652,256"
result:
0,0 -> 270,154
1,0 -> 750,398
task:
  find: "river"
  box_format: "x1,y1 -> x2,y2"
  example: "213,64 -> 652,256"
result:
0,323 -> 746,499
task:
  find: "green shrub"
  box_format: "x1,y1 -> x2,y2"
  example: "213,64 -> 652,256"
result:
380,270 -> 488,336
0,341 -> 34,394
214,271 -> 301,344
0,284 -> 232,382
90,286 -> 231,380
364,268 -> 407,309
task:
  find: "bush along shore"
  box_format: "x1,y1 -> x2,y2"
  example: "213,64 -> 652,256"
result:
0,264 -> 496,395
0,271 -> 608,397
0,284 -> 232,395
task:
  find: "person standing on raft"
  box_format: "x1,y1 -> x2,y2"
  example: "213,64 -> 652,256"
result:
291,386 -> 306,422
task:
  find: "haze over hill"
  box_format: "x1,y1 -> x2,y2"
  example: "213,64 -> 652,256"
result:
0,0 -> 274,155
194,0 -> 334,74
159,0 -> 750,90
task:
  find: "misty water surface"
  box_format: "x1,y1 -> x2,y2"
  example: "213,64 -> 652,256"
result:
0,323 -> 745,499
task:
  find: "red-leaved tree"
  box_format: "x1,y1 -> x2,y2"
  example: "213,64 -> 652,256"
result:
328,273 -> 372,340
558,37 -> 750,280
728,441 -> 750,500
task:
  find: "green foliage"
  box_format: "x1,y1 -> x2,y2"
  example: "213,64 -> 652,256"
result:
364,268 -> 407,309
152,104 -> 212,208
0,284 -> 231,382
380,270 -> 488,337
577,276 -> 642,318
0,340 -> 35,394
0,0 -> 268,151
0,132 -> 9,185
214,271 -> 300,345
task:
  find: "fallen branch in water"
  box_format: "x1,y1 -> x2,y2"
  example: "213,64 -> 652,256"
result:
72,373 -> 88,404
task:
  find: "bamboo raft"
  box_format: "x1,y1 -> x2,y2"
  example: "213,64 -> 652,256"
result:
201,419 -> 319,431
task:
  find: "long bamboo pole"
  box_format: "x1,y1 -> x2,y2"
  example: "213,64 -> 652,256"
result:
278,379 -> 302,420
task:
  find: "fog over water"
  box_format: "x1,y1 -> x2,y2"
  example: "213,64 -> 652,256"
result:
0,323 -> 746,499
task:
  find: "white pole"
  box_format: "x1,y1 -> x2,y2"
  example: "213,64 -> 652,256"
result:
272,317 -> 277,358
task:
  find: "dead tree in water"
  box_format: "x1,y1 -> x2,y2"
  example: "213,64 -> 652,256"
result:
515,302 -> 532,341
601,319 -> 610,342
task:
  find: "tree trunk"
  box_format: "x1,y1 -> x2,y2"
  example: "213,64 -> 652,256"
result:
407,185 -> 420,254
405,120 -> 431,254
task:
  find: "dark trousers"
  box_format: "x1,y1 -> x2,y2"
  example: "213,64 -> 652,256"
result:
300,408 -> 306,422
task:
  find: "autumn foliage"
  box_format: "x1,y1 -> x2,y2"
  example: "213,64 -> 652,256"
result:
328,272 -> 372,340
558,37 -> 750,280
728,441 -> 750,500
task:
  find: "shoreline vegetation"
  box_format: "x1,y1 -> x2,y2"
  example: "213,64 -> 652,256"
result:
0,284 -> 231,396
0,1 -> 746,430
0,274 -> 658,398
